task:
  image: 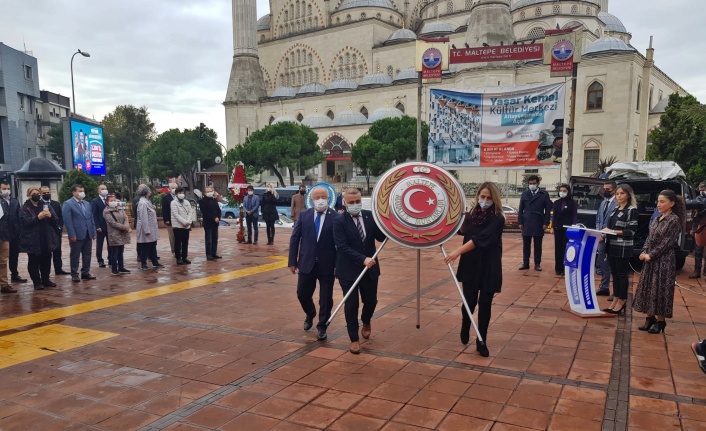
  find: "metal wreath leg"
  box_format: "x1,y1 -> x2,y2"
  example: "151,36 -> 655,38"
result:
440,244 -> 485,345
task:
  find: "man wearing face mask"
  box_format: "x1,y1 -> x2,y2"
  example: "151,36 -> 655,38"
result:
288,186 -> 337,341
243,185 -> 261,244
290,185 -> 307,222
91,184 -> 110,268
333,188 -> 387,354
40,186 -> 70,276
518,175 -> 552,271
686,181 -> 706,279
595,181 -> 618,297
170,187 -> 194,265
0,182 -> 17,293
161,183 -> 178,256
1,182 -> 27,284
62,184 -> 97,282
198,186 -> 222,260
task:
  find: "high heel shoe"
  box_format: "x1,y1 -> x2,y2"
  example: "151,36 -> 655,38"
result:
648,321 -> 666,334
607,304 -> 626,314
638,317 -> 656,331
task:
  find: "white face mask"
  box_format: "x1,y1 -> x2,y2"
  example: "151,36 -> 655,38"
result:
100,189 -> 108,197
528,184 -> 538,192
170,188 -> 176,195
177,193 -> 185,200
247,191 -> 253,196
0,189 -> 10,197
108,201 -> 118,208
347,203 -> 362,216
77,191 -> 86,200
559,192 -> 567,199
206,192 -> 214,198
314,198 -> 328,212
477,199 -> 492,210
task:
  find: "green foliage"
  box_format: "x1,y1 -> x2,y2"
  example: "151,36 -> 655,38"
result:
59,169 -> 99,203
229,122 -> 323,186
139,127 -> 221,189
367,116 -> 429,162
47,124 -> 65,166
647,94 -> 706,184
351,136 -> 394,192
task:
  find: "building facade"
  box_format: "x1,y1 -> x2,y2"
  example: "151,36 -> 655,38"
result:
224,0 -> 683,187
36,90 -> 71,160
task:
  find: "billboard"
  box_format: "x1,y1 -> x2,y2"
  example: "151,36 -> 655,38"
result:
70,119 -> 105,175
427,83 -> 566,168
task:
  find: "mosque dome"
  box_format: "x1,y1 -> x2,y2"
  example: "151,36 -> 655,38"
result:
598,12 -> 628,34
271,116 -> 301,125
419,21 -> 455,36
271,86 -> 297,98
384,28 -> 417,45
301,113 -> 333,128
584,36 -> 633,55
511,0 -> 599,10
337,0 -> 397,11
393,67 -> 418,81
332,109 -> 368,126
297,82 -> 327,95
361,71 -> 393,86
327,78 -> 359,91
257,14 -> 271,31
367,106 -> 404,123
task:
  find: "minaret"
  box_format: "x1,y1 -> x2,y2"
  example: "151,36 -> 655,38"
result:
224,0 -> 267,149
461,0 -> 516,74
597,0 -> 608,12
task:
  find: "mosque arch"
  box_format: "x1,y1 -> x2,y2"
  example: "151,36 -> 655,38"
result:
328,46 -> 369,82
273,0 -> 325,38
275,43 -> 326,87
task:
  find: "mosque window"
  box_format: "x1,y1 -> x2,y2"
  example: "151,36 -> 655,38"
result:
659,90 -> 663,101
303,70 -> 308,83
465,0 -> 472,10
587,81 -> 603,110
314,16 -> 318,27
347,14 -> 351,21
636,83 -> 641,111
389,15 -> 394,21
297,71 -> 302,85
360,106 -> 368,118
352,54 -> 357,64
396,102 -> 405,113
327,110 -> 335,120
269,116 -> 275,125
571,5 -> 578,14
583,149 -> 600,173
360,13 -> 366,19
333,70 -> 338,80
586,7 -> 591,15
359,65 -> 365,77
296,113 -> 304,121
649,87 -> 654,109
345,53 -> 350,64
520,11 -> 525,19
434,5 -> 438,16
553,4 -> 560,14
446,1 -> 453,14
308,4 -> 312,15
339,57 -> 343,66
336,17 -> 340,23
395,69 -> 400,77
315,68 -> 320,81
527,27 -> 545,39
377,13 -> 381,18
535,7 -> 541,16
387,66 -> 393,78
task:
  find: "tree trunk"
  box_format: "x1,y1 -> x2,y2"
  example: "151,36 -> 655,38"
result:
288,167 -> 295,186
270,165 -> 286,187
365,173 -> 371,194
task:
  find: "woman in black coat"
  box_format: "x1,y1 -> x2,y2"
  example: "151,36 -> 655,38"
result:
444,182 -> 505,357
261,184 -> 279,245
19,187 -> 60,290
551,184 -> 578,276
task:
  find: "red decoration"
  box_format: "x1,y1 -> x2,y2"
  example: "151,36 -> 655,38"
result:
229,162 -> 249,243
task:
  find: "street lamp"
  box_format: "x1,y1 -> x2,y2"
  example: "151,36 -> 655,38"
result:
71,49 -> 90,114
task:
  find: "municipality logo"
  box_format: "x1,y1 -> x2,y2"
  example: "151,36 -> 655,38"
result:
552,39 -> 574,62
422,48 -> 442,68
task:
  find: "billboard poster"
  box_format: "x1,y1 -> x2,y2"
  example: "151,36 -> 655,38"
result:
427,83 -> 566,168
70,119 -> 105,175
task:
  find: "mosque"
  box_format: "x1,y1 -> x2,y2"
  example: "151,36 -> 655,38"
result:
224,0 -> 683,186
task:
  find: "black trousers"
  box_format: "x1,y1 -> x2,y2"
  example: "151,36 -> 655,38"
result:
554,228 -> 569,274
695,245 -> 704,273
28,252 -> 52,285
96,229 -> 107,264
461,282 -> 493,344
340,275 -> 378,342
9,237 -> 20,277
522,235 -> 543,265
607,255 -> 630,300
173,228 -> 190,261
246,215 -> 258,242
109,245 -> 124,272
139,241 -> 159,267
69,237 -> 93,276
296,264 -> 335,332
52,245 -> 63,273
204,225 -> 219,257
265,221 -> 276,243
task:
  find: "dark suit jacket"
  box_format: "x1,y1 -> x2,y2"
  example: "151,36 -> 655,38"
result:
288,208 -> 337,275
161,193 -> 175,224
46,199 -> 63,230
0,199 -> 10,242
518,189 -> 552,237
91,196 -> 107,232
333,209 -> 386,282
3,198 -> 20,240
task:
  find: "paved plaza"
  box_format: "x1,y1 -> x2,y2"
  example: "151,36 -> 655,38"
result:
0,226 -> 705,431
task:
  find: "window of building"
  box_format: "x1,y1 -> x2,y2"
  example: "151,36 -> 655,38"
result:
446,0 -> 453,14
527,27 -> 545,39
296,113 -> 304,121
360,106 -> 368,118
553,4 -> 560,14
326,110 -> 334,120
586,7 -> 591,15
649,87 -> 654,109
583,149 -> 600,173
396,102 -> 405,114
571,5 -> 578,14
659,90 -> 663,101
535,7 -> 542,16
360,12 -> 366,19
524,169 -> 539,174
386,66 -> 393,78
24,65 -> 32,80
587,81 -> 603,110
636,82 -> 641,111
520,11 -> 525,19
346,14 -> 351,21
465,0 -> 472,10
269,116 -> 275,125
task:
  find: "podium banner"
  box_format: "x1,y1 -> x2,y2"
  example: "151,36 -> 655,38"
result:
563,226 -> 610,317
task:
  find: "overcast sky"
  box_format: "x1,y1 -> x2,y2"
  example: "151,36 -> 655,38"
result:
1,0 -> 703,145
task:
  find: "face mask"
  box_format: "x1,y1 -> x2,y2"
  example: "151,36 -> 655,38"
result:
206,192 -> 214,198
177,193 -> 185,200
559,192 -> 567,199
300,190 -> 306,195
314,198 -> 328,211
0,190 -> 9,197
100,189 -> 108,197
700,191 -> 706,197
42,194 -> 51,201
603,191 -> 612,198
347,203 -> 362,216
77,192 -> 86,200
31,195 -> 41,202
528,184 -> 537,192
108,201 -> 118,208
247,191 -> 253,196
477,199 -> 492,210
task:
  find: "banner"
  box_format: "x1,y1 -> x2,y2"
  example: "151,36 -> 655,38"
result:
450,43 -> 543,64
427,83 -> 566,168
70,119 -> 105,175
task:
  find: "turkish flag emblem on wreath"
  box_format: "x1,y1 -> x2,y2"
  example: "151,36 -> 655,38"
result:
228,162 -> 250,242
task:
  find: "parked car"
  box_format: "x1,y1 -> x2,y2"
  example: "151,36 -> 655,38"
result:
226,213 -> 295,229
570,162 -> 694,269
502,205 -> 518,224
219,202 -> 291,219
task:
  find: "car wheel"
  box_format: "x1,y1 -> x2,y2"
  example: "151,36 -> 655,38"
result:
225,213 -> 235,219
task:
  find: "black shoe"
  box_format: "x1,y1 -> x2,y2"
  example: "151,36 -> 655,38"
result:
33,283 -> 45,290
639,317 -> 656,331
534,265 -> 542,271
156,256 -> 161,260
596,288 -> 610,296
71,275 -> 81,282
606,304 -> 626,314
176,260 -> 186,265
119,268 -> 131,273
1,285 -> 18,293
111,271 -> 120,276
304,316 -> 314,331
556,272 -> 565,276
98,262 -> 107,268
55,270 -> 71,276
11,275 -> 27,283
139,266 -> 149,271
213,255 -> 223,259
206,256 -> 215,261
81,274 -> 96,280
183,259 -> 191,264
460,320 -> 471,345
253,241 -> 258,245
153,263 -> 164,268
476,341 -> 490,357
42,281 -> 57,288
648,321 -> 667,334
245,241 -> 252,244
519,264 -> 530,270
317,330 -> 327,340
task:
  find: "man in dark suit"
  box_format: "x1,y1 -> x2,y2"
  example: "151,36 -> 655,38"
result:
2,184 -> 26,283
289,186 -> 337,341
0,182 -> 16,293
198,186 -> 222,260
333,188 -> 386,354
62,184 -> 97,282
41,186 -> 69,275
161,183 -> 177,255
518,175 -> 552,271
91,184 -> 109,268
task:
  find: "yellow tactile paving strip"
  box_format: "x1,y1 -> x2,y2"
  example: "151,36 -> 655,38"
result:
0,256 -> 288,333
0,324 -> 118,369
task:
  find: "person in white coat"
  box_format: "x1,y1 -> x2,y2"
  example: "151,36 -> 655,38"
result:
170,187 -> 194,265
136,185 -> 163,270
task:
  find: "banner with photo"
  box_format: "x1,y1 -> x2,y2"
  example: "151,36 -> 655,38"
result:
427,82 -> 566,168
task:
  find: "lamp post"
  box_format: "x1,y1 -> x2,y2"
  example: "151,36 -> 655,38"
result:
70,49 -> 90,114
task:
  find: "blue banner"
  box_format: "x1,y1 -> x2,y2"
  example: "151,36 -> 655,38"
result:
70,119 -> 105,175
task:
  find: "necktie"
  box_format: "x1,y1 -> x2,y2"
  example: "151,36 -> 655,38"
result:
354,216 -> 365,242
602,200 -> 609,223
314,212 -> 322,240
80,201 -> 87,217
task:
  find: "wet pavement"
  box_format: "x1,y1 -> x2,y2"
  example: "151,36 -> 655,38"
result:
0,225 -> 705,430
